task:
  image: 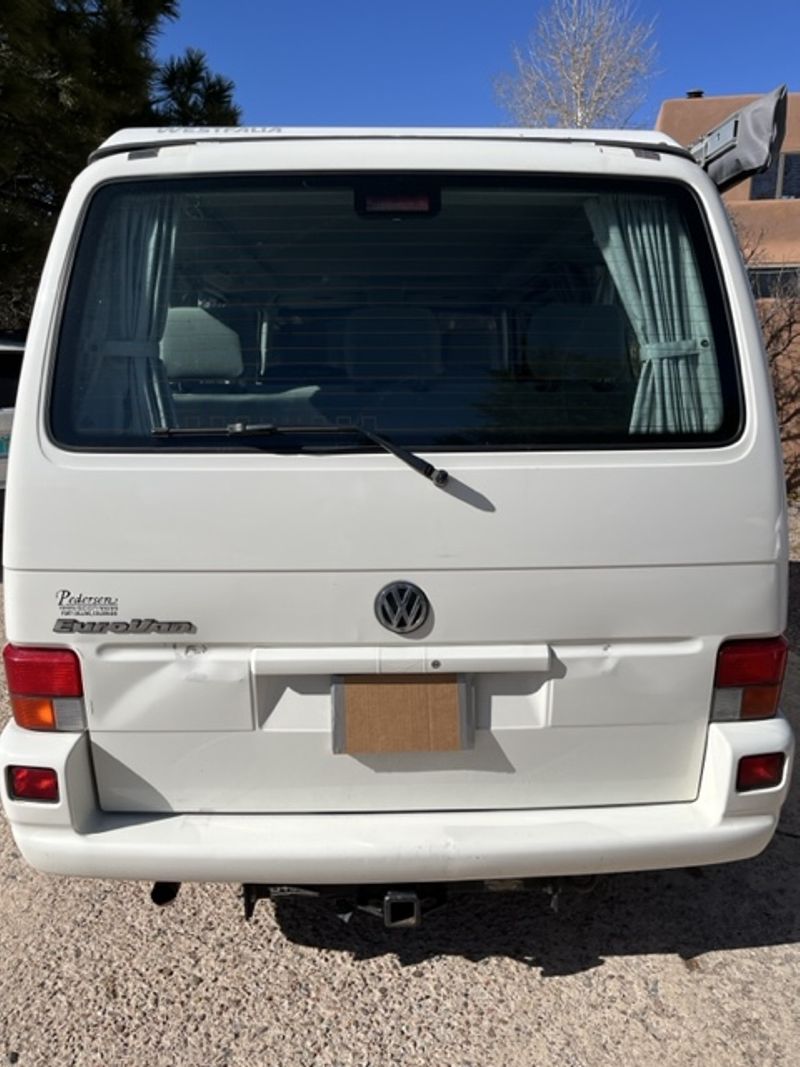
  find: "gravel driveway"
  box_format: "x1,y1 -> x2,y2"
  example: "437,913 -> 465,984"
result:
1,587 -> 799,1067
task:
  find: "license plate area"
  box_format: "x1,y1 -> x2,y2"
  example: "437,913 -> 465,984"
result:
333,674 -> 473,754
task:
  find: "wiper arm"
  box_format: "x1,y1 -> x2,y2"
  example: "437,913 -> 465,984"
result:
152,423 -> 449,487
329,424 -> 449,487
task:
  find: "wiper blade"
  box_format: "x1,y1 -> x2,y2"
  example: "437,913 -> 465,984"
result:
152,423 -> 449,487
153,423 -> 278,437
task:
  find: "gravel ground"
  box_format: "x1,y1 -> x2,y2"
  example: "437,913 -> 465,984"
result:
1,568 -> 800,1066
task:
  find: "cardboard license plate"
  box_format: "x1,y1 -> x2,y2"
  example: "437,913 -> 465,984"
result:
333,674 -> 470,754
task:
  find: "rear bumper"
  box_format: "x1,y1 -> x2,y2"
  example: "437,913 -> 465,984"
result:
0,717 -> 793,883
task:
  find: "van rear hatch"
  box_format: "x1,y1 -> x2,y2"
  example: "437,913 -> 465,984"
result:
14,163 -> 782,815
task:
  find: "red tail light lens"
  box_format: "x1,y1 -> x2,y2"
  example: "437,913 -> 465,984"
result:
712,637 -> 788,721
3,646 -> 83,697
736,753 -> 785,792
715,638 -> 788,688
8,766 -> 60,802
3,645 -> 85,731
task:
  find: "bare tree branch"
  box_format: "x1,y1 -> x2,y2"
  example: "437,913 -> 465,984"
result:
495,0 -> 657,128
736,221 -> 800,494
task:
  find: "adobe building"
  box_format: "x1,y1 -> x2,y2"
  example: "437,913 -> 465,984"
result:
656,90 -> 800,292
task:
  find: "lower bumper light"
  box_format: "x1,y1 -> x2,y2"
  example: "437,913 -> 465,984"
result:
736,753 -> 785,793
7,765 -> 60,802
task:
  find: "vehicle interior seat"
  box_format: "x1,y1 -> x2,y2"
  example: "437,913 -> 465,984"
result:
525,302 -> 635,431
160,307 -> 319,427
160,306 -> 245,383
344,307 -> 442,386
526,303 -> 631,384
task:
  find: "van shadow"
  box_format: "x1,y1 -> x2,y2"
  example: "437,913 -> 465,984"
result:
269,828 -> 800,974
269,576 -> 800,972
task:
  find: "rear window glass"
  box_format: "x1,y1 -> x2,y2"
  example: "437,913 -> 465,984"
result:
50,174 -> 740,451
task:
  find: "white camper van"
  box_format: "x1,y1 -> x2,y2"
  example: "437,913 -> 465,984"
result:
0,96 -> 794,924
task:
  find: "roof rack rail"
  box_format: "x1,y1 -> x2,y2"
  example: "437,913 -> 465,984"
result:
87,127 -> 693,164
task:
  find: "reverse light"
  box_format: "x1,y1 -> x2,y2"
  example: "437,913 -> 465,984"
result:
3,645 -> 86,731
7,766 -> 60,802
736,753 -> 785,792
711,637 -> 788,721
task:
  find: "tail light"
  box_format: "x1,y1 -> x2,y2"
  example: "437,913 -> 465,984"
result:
712,637 -> 788,721
3,645 -> 86,731
7,766 -> 60,802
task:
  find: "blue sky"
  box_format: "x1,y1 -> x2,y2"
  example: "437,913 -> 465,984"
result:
156,1 -> 800,128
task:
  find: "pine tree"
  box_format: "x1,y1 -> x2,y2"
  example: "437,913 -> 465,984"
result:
0,1 -> 241,330
152,47 -> 241,125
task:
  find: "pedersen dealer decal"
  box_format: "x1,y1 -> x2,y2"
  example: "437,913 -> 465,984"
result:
54,618 -> 197,635
56,589 -> 119,617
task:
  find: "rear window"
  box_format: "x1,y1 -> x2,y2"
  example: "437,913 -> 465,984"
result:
50,174 -> 740,451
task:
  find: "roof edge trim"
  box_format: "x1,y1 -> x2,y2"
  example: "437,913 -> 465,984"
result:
88,129 -> 691,165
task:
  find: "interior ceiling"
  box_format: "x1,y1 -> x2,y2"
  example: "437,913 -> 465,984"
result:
176,187 -> 598,298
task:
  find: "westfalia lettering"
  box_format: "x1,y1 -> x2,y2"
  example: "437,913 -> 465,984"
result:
54,618 -> 197,635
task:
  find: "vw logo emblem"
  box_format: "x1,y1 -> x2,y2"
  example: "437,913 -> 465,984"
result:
375,581 -> 430,635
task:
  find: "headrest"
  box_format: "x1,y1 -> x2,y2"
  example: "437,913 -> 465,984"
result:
160,307 -> 243,379
526,303 -> 627,381
344,307 -> 441,381
443,324 -> 499,373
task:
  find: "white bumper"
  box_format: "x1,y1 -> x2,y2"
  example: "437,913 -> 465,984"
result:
0,718 -> 793,883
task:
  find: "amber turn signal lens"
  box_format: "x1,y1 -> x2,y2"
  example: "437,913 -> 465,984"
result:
10,695 -> 56,730
740,685 -> 782,719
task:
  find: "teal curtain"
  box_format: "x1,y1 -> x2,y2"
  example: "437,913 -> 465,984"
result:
78,194 -> 177,432
585,196 -> 722,434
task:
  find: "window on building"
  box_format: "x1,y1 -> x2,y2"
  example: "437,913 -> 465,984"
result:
749,266 -> 800,298
751,153 -> 800,200
782,154 -> 800,199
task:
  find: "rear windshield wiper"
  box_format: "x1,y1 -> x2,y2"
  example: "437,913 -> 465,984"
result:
152,422 -> 449,487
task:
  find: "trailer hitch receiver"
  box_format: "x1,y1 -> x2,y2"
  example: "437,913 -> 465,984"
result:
383,889 -> 422,929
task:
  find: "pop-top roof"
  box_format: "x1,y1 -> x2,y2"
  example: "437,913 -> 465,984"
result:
90,125 -> 687,163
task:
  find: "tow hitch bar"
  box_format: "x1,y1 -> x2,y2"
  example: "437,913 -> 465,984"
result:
239,877 -> 601,926
242,884 -> 444,927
